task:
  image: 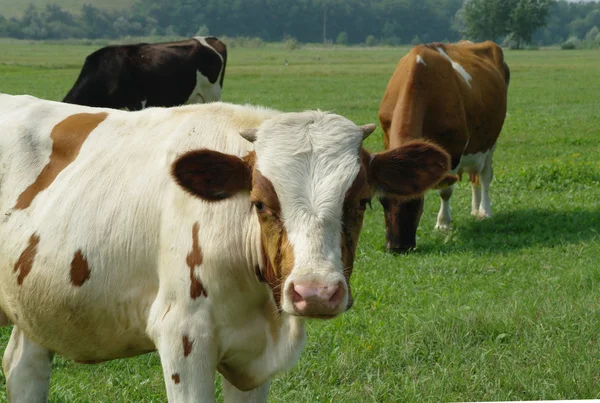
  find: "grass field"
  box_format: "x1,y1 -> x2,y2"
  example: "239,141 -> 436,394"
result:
0,38 -> 599,402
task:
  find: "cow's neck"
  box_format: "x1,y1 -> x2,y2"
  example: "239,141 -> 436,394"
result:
388,90 -> 426,150
211,217 -> 307,387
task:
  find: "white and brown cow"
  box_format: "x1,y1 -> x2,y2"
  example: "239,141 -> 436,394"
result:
0,94 -> 450,402
378,40 -> 510,253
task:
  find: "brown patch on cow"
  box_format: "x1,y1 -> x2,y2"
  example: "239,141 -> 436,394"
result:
70,249 -> 91,286
251,170 -> 281,216
13,234 -> 40,286
186,222 -> 207,299
182,335 -> 193,357
171,373 -> 181,384
14,113 -> 108,210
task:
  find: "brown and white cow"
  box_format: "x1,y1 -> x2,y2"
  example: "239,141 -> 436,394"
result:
378,40 -> 510,253
0,94 -> 450,402
63,36 -> 227,110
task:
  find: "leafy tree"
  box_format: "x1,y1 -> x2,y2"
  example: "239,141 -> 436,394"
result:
336,31 -> 348,44
508,0 -> 554,48
460,0 -> 512,40
460,0 -> 553,47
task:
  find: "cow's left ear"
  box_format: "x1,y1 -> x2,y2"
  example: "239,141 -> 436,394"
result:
172,150 -> 253,201
369,141 -> 450,197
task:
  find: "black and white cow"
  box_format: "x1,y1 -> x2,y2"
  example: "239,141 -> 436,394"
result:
63,36 -> 227,110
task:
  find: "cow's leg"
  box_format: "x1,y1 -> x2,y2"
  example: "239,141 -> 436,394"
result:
477,151 -> 494,219
223,379 -> 270,403
2,326 -> 53,403
470,175 -> 482,216
435,185 -> 454,231
148,301 -> 217,402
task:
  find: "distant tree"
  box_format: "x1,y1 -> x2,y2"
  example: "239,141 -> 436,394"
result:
460,0 -> 553,47
508,0 -> 554,48
365,34 -> 376,46
336,31 -> 348,44
196,24 -> 209,36
81,5 -> 114,38
460,0 -> 512,40
585,26 -> 599,41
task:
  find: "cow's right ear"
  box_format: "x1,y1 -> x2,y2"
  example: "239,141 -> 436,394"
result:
369,141 -> 450,197
172,150 -> 253,201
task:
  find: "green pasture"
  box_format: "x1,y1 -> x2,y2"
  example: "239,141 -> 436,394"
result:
0,39 -> 599,402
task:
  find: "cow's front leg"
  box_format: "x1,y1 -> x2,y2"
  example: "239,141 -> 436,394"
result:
223,378 -> 270,403
2,326 -> 53,403
148,302 -> 217,403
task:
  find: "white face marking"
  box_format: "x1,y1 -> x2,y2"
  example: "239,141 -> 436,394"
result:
253,112 -> 364,313
436,47 -> 472,87
416,55 -> 426,66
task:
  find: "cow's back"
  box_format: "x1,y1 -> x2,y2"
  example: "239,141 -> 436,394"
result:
0,96 -> 268,361
379,41 -> 509,163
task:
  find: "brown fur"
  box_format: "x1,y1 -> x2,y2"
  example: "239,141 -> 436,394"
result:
14,113 -> 108,210
251,171 -> 295,310
171,373 -> 181,384
70,250 -> 91,287
379,41 -> 508,160
172,150 -> 252,202
370,141 -> 451,196
186,222 -> 207,299
182,335 -> 193,357
13,234 -> 40,286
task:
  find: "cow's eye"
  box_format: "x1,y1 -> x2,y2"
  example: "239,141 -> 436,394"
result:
358,198 -> 371,211
253,201 -> 266,213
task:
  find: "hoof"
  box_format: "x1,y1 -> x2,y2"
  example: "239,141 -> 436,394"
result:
434,223 -> 452,231
476,211 -> 491,220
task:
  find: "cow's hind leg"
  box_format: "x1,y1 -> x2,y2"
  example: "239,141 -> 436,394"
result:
477,150 -> 494,219
435,185 -> 454,231
2,326 -> 53,403
470,173 -> 482,216
223,379 -> 270,403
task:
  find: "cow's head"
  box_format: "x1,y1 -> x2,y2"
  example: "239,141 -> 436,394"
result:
172,112 -> 449,318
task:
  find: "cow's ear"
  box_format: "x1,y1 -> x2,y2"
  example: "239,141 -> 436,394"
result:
369,141 -> 450,197
172,150 -> 253,201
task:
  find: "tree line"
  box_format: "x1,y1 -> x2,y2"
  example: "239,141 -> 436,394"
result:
0,0 -> 599,47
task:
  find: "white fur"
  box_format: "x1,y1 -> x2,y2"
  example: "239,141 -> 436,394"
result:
0,95 -> 366,401
253,112 -> 364,314
416,55 -> 426,66
436,47 -> 472,87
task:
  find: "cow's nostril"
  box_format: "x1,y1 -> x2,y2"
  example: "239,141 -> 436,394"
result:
328,282 -> 344,306
291,284 -> 304,303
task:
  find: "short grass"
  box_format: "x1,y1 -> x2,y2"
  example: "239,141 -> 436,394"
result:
0,39 -> 599,402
